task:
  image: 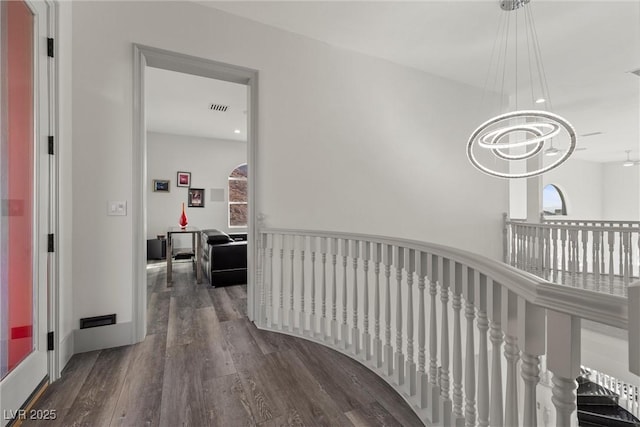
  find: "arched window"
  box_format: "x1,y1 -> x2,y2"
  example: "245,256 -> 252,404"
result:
543,184 -> 567,216
228,163 -> 248,227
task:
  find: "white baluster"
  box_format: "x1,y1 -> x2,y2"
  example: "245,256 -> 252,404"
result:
476,275 -> 490,427
620,231 -> 624,279
552,227 -> 558,283
624,231 -> 631,289
561,229 -> 567,282
502,289 -> 519,427
464,268 -> 477,427
341,239 -> 349,349
440,258 -> 453,426
581,230 -> 588,288
279,234 -> 285,330
489,280 -> 504,427
417,251 -> 429,408
518,299 -> 545,427
428,254 -> 440,423
309,237 -> 317,336
394,246 -> 405,386
384,244 -> 393,376
320,237 -> 328,339
289,235 -> 295,332
351,240 -> 360,355
405,248 -> 416,395
362,241 -> 371,360
609,231 -> 615,292
331,238 -> 338,344
594,231 -> 601,291
373,243 -> 383,368
547,311 -> 580,427
299,236 -> 306,334
452,264 -> 464,422
257,232 -> 265,325
267,234 -> 274,327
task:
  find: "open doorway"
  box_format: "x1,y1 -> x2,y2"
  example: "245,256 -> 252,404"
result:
132,46 -> 258,343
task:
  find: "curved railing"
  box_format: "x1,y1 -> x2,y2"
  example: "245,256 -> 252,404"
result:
254,228 -> 635,426
504,214 -> 640,295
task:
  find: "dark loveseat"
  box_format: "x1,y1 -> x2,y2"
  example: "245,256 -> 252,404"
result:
200,229 -> 247,286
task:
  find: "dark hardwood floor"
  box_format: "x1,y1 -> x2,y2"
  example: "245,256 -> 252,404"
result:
23,261 -> 423,427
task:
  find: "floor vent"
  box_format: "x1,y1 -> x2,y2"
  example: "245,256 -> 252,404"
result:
80,314 -> 116,329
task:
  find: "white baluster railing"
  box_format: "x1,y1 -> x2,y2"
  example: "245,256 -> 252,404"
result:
504,215 -> 640,295
257,228 -> 634,426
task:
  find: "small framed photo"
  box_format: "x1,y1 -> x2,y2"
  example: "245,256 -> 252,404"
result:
153,179 -> 170,192
177,171 -> 191,187
188,188 -> 205,207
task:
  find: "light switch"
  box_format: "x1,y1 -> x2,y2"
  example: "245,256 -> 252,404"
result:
108,201 -> 127,216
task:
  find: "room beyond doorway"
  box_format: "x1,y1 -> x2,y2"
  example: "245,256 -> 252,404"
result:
133,45 -> 259,343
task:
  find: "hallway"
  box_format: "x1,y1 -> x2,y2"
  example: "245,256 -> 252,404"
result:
22,262 -> 422,426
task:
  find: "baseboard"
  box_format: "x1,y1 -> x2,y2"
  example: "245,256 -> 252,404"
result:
73,321 -> 134,354
58,331 -> 74,372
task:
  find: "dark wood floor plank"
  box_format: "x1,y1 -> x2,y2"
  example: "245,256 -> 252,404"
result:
247,323 -> 294,355
109,333 -> 166,427
61,346 -> 132,427
225,284 -> 248,300
345,401 -> 404,427
165,295 -> 196,348
146,290 -> 171,335
158,342 -> 210,427
194,306 -> 236,379
287,338 -> 376,412
265,349 -> 355,427
22,351 -> 101,427
210,286 -> 245,322
202,373 -> 256,426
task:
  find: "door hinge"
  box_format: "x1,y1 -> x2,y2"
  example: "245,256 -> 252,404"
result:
47,331 -> 54,351
48,136 -> 54,155
48,234 -> 54,253
47,38 -> 54,58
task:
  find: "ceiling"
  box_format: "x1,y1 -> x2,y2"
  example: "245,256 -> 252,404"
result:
150,1 -> 640,163
145,66 -> 248,142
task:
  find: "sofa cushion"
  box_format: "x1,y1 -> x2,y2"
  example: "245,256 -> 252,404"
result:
201,229 -> 233,245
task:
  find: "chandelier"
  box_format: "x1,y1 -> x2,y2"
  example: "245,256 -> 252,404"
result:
466,0 -> 576,179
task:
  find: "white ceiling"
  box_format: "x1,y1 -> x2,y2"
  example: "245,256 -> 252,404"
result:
145,66 -> 247,141
150,1 -> 640,163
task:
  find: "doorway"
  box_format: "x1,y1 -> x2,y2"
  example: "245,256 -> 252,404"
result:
132,45 -> 258,342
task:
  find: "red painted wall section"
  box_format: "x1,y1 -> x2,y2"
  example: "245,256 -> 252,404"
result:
6,0 -> 34,373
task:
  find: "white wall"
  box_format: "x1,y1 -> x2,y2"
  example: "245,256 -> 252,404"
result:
146,131 -> 247,246
543,158 -> 604,219
603,162 -> 640,221
70,2 -> 506,340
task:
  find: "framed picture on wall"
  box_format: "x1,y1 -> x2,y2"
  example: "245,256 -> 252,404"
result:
177,171 -> 191,187
153,179 -> 170,192
188,188 -> 205,207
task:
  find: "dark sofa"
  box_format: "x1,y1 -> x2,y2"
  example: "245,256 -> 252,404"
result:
200,229 -> 247,286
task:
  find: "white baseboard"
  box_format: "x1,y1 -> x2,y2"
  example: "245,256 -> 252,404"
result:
59,331 -> 74,372
73,321 -> 134,354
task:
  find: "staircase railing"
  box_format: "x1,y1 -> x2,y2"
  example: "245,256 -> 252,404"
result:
255,228 -> 635,427
581,365 -> 640,420
503,214 -> 640,295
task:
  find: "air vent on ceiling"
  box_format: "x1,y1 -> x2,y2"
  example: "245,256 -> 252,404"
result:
631,69 -> 640,78
209,103 -> 229,112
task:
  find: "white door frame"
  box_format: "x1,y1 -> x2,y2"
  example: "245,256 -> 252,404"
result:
132,45 -> 259,342
0,0 -> 59,422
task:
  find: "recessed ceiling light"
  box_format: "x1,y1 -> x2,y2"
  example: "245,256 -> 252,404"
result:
535,98 -> 545,104
234,129 -> 241,134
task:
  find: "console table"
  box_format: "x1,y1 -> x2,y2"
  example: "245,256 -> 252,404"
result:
166,226 -> 202,286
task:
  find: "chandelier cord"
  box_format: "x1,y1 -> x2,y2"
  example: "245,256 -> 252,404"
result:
527,4 -> 553,111
500,12 -> 511,112
480,10 -> 507,111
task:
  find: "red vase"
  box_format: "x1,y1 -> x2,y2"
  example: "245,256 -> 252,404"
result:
179,202 -> 188,228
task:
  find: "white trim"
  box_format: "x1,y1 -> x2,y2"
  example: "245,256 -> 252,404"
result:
132,45 -> 259,342
58,330 -> 73,370
0,352 -> 47,427
73,322 -> 133,354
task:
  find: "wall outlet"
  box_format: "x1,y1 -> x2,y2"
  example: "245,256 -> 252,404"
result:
108,201 -> 127,216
